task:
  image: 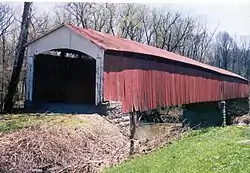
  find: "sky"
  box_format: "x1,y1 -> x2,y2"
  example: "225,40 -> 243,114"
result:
8,1 -> 250,39
161,3 -> 250,39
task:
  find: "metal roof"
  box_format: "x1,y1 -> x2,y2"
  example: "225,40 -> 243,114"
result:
65,24 -> 247,81
28,24 -> 247,81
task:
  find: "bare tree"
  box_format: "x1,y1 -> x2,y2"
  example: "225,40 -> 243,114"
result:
0,4 -> 14,37
54,4 -> 74,25
180,23 -> 216,63
117,3 -> 145,42
3,2 -> 32,112
60,2 -> 95,28
142,8 -> 158,45
99,3 -> 118,35
232,40 -> 250,79
0,4 -> 14,110
56,3 -> 119,34
29,12 -> 53,40
0,32 -> 6,106
157,11 -> 181,49
214,32 -> 234,70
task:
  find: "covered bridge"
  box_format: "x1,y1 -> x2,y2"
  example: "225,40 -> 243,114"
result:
25,24 -> 249,114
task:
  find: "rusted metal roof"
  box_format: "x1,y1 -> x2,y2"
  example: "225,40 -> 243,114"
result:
65,24 -> 247,81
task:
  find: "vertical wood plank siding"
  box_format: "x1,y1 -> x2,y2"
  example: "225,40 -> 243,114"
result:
104,54 -> 249,113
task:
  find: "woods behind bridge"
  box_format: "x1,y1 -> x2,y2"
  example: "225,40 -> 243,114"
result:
0,3 -> 249,110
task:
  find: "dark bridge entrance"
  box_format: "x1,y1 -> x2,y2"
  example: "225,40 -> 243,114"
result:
33,53 -> 96,106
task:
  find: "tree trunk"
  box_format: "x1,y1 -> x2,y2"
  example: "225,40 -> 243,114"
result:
1,33 -> 6,112
3,2 -> 32,113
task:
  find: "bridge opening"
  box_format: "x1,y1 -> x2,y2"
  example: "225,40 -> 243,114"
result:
32,49 -> 96,106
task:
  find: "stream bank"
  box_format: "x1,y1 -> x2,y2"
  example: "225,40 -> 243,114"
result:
0,113 -> 184,173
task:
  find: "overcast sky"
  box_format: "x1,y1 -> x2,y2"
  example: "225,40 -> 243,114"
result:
10,2 -> 250,39
161,3 -> 250,38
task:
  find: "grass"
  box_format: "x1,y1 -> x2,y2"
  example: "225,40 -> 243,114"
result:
104,126 -> 250,173
0,114 -> 88,134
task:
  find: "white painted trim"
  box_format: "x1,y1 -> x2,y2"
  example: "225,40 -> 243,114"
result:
26,25 -> 64,46
95,49 -> 105,105
26,53 -> 34,101
26,25 -> 105,105
28,26 -> 102,59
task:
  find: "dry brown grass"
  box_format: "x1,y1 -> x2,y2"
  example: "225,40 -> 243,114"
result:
0,114 -> 187,173
0,114 -> 130,173
233,114 -> 250,125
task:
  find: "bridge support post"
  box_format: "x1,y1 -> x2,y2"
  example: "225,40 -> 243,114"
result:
221,101 -> 226,127
129,111 -> 137,155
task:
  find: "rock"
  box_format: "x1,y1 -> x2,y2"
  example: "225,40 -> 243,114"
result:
238,122 -> 247,126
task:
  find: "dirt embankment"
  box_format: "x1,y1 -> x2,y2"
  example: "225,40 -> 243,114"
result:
0,114 -> 130,173
0,114 -> 183,173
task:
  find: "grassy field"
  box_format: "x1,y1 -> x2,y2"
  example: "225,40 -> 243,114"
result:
104,126 -> 250,173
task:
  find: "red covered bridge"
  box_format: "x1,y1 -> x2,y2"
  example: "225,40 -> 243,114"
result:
25,24 -> 249,114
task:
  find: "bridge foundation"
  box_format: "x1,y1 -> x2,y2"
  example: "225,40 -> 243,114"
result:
100,101 -> 130,135
183,98 -> 249,128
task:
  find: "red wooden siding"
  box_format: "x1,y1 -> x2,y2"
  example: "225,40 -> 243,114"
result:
104,54 -> 248,113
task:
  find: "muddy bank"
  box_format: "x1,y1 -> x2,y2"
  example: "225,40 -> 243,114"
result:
134,123 -> 184,154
